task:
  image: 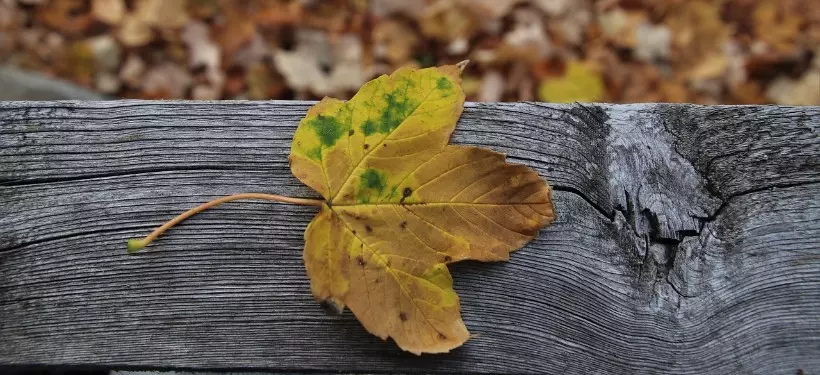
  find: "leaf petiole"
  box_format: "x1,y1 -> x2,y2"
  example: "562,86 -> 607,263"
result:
126,193 -> 324,253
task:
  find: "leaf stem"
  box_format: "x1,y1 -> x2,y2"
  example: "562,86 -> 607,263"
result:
127,193 -> 324,253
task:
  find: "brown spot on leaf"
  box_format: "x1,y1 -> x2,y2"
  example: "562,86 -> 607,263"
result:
399,312 -> 408,321
400,221 -> 407,229
438,333 -> 448,340
351,230 -> 357,235
364,143 -> 370,150
356,256 -> 366,267
341,211 -> 368,221
400,187 -> 413,204
348,129 -> 354,136
444,255 -> 452,262
365,225 -> 372,233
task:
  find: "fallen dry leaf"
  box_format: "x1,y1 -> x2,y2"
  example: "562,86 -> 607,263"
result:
289,63 -> 555,353
117,14 -> 153,47
92,0 -> 125,25
95,71 -> 120,93
373,19 -> 419,65
133,0 -> 189,29
246,61 -> 281,100
688,53 -> 729,80
634,22 -> 671,62
420,0 -> 478,42
214,4 -> 256,60
0,1 -> 24,30
538,60 -> 605,103
501,6 -> 553,62
63,40 -> 95,86
666,1 -> 729,68
274,29 -> 365,96
598,8 -> 645,49
765,70 -> 820,105
478,69 -> 505,101
87,35 -> 121,71
181,21 -> 223,88
754,0 -> 803,53
142,62 -> 191,98
118,54 -> 145,87
37,0 -> 93,35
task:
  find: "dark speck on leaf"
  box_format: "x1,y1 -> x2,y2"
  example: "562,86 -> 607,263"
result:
400,187 -> 413,204
356,256 -> 366,267
349,129 -> 355,136
444,255 -> 452,262
351,230 -> 357,235
400,221 -> 407,229
438,333 -> 448,340
364,144 -> 370,150
399,312 -> 408,321
365,225 -> 373,233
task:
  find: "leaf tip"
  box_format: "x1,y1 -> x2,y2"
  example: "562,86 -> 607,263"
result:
456,60 -> 470,73
126,238 -> 148,254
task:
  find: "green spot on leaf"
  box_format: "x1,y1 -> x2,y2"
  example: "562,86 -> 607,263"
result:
358,168 -> 387,203
309,115 -> 347,147
306,146 -> 323,161
437,77 -> 452,90
360,120 -> 377,136
360,169 -> 386,192
378,92 -> 416,134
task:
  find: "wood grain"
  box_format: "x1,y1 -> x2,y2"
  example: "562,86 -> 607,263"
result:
1,101 -> 818,374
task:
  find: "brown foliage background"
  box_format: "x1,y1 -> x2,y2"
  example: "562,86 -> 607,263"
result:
1,0 -> 818,104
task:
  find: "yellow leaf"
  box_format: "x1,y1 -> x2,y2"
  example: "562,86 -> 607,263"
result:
538,61 -> 605,103
290,63 -> 556,354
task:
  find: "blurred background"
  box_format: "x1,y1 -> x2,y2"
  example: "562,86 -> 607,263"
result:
0,0 -> 818,104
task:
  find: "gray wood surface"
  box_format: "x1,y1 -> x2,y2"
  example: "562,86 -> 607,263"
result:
0,101 -> 818,374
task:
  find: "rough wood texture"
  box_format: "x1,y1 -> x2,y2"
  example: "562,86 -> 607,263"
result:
1,101 -> 818,374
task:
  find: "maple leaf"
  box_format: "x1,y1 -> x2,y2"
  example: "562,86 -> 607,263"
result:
127,62 -> 556,354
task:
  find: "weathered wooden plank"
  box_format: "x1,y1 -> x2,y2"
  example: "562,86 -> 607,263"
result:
0,101 -> 818,374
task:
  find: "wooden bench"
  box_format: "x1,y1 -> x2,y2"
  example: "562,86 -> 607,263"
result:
1,101 -> 818,374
